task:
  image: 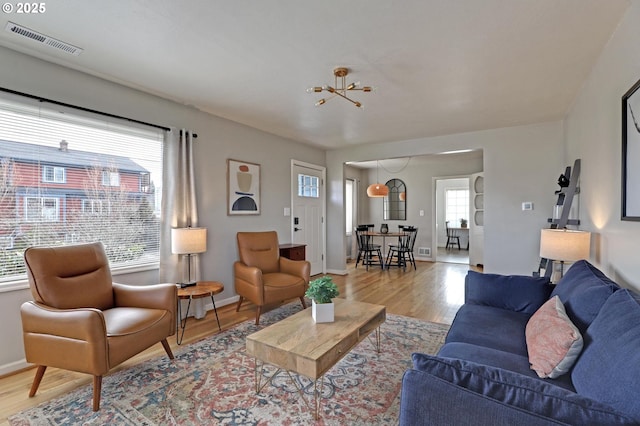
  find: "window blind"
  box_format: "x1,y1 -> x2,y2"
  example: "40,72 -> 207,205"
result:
0,95 -> 164,283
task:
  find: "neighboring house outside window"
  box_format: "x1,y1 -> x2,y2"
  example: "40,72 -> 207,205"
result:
82,199 -> 103,215
102,170 -> 120,187
25,197 -> 59,222
42,165 -> 65,183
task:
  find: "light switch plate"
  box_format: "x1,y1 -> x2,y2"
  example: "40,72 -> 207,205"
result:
522,202 -> 533,211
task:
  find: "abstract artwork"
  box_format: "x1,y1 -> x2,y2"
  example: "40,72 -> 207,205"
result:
227,159 -> 260,215
622,78 -> 640,220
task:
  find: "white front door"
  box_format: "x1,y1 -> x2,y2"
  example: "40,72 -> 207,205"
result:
291,161 -> 325,276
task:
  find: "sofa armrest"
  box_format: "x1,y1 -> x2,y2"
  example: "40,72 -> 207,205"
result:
400,354 -> 638,426
465,271 -> 552,314
279,257 -> 310,283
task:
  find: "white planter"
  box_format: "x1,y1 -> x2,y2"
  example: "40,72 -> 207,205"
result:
312,300 -> 334,323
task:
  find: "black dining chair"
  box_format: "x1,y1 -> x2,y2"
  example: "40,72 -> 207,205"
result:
386,227 -> 418,270
445,221 -> 461,250
354,225 -> 384,270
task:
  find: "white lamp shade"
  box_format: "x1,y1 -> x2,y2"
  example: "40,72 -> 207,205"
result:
540,229 -> 590,261
171,227 -> 207,254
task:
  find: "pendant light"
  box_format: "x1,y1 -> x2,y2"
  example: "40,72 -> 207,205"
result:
367,160 -> 389,197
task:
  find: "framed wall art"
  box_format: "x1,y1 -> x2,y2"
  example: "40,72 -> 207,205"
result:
227,159 -> 260,215
622,78 -> 640,220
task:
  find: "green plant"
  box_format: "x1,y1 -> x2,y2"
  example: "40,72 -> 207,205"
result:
459,218 -> 468,227
305,275 -> 339,304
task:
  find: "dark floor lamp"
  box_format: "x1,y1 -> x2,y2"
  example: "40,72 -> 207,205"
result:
171,227 -> 207,288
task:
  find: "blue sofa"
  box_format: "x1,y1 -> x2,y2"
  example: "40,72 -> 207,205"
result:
399,260 -> 640,425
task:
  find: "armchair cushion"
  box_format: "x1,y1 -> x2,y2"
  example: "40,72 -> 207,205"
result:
237,231 -> 280,273
24,243 -> 114,310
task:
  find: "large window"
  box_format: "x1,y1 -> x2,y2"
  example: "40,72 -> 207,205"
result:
445,188 -> 469,226
0,95 -> 164,283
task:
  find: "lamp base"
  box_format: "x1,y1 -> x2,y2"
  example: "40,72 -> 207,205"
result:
179,281 -> 197,288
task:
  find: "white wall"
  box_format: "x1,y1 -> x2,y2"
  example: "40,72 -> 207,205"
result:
564,1 -> 640,290
327,121 -> 564,276
0,46 -> 325,374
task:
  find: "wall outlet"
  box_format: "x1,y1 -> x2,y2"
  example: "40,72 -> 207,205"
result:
419,210 -> 425,217
522,202 -> 533,211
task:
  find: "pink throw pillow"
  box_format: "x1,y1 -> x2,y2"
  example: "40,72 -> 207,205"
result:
525,295 -> 583,379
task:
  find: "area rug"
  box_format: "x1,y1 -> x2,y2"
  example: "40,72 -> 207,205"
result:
9,303 -> 449,425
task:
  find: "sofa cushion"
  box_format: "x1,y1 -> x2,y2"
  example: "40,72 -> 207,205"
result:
525,296 -> 583,379
572,289 -> 640,421
465,271 -> 552,314
445,304 -> 531,357
550,260 -> 619,334
411,353 -> 638,425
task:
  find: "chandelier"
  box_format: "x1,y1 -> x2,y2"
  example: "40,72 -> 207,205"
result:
307,67 -> 373,108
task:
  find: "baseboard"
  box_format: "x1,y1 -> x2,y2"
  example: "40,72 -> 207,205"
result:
326,268 -> 348,275
415,255 -> 433,262
0,358 -> 31,377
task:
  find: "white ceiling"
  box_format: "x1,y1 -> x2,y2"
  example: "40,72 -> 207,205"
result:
0,1 -> 629,150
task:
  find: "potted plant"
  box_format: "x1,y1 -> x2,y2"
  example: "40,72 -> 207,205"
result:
305,276 -> 340,323
460,218 -> 468,228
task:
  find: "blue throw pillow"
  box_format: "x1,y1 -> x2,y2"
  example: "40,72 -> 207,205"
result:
550,260 -> 619,334
412,353 -> 638,425
465,270 -> 552,314
572,289 -> 640,421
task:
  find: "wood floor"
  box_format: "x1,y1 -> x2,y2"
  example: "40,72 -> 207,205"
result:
0,260 -> 479,424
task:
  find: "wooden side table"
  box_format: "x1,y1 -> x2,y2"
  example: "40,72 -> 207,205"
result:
176,281 -> 224,345
279,243 -> 306,261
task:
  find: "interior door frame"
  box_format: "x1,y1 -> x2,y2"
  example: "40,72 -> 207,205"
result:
432,175 -> 471,264
291,159 -> 327,275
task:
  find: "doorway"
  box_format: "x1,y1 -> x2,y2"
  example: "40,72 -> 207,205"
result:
434,177 -> 470,265
291,160 -> 326,275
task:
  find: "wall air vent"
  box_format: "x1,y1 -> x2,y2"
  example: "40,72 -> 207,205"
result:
4,22 -> 83,56
418,247 -> 431,256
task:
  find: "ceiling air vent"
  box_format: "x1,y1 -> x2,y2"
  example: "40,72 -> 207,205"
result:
4,22 -> 83,56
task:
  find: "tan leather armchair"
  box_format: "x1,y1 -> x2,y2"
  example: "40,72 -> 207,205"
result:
234,231 -> 310,325
20,242 -> 176,411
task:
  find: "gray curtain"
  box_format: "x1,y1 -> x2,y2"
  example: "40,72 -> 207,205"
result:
159,129 -> 205,317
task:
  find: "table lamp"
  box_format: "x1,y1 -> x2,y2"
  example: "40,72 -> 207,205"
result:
171,227 -> 207,288
539,228 -> 590,282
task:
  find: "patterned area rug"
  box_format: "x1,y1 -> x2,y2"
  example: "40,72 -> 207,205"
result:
9,303 -> 449,425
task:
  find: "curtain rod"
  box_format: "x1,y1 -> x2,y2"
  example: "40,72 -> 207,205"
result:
0,86 -> 172,133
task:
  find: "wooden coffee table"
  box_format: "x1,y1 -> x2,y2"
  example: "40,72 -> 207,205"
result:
246,298 -> 386,419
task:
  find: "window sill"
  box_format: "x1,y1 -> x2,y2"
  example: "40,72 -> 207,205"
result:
0,262 -> 160,294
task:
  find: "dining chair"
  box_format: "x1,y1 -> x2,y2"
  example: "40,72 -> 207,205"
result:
445,221 -> 461,250
386,227 -> 418,270
354,225 -> 384,270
